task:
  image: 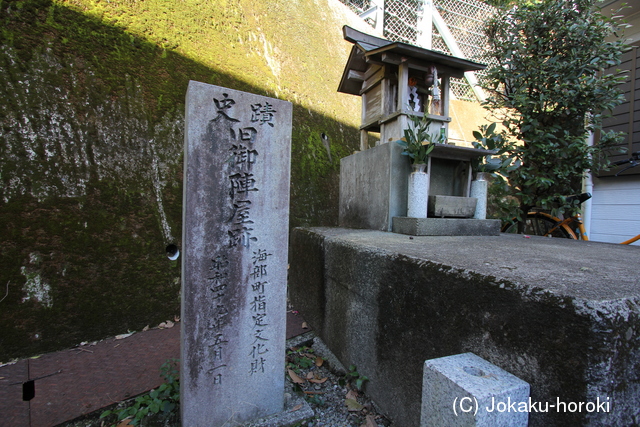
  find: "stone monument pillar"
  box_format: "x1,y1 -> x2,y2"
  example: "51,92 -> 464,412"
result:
181,81 -> 292,426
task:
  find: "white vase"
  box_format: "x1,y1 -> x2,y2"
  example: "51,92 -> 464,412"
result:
470,172 -> 488,220
407,163 -> 429,218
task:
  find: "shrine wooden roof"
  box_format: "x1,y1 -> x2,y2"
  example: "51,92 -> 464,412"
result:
338,26 -> 486,96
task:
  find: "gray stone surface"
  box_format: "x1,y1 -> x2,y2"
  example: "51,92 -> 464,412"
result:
407,168 -> 429,218
339,142 -> 410,231
421,352 -> 529,427
288,227 -> 640,426
182,81 -> 292,426
469,178 -> 488,219
428,195 -> 477,218
392,217 -> 500,236
242,387 -> 314,427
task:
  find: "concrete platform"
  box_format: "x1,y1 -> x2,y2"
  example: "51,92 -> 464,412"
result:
288,227 -> 640,427
392,216 -> 500,236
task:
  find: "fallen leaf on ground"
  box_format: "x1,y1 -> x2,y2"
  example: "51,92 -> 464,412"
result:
115,333 -> 133,340
290,403 -> 303,412
315,356 -> 324,367
288,369 -> 306,384
142,325 -> 150,332
306,372 -> 314,380
301,322 -> 309,329
116,418 -> 133,427
159,320 -> 174,329
309,377 -> 328,384
346,389 -> 358,400
362,414 -> 378,427
345,398 -> 364,412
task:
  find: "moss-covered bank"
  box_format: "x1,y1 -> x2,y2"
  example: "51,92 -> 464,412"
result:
0,0 -> 367,360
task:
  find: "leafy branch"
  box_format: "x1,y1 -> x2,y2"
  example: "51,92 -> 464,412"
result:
395,114 -> 445,164
470,123 -> 519,174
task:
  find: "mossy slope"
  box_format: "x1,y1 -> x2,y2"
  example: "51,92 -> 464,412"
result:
0,0 -> 366,360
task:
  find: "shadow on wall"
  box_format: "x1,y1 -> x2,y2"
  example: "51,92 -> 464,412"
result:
0,0 -> 361,361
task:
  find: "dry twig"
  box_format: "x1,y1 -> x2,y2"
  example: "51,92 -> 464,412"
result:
0,282 -> 9,304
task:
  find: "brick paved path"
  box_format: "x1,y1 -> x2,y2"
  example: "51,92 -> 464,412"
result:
0,311 -> 308,426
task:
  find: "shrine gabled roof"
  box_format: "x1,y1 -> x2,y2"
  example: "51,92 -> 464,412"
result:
338,25 -> 486,96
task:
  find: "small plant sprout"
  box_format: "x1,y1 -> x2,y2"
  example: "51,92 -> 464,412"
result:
100,359 -> 180,426
345,364 -> 369,392
286,346 -> 318,373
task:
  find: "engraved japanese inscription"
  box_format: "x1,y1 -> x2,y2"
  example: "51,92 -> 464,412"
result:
182,81 -> 292,426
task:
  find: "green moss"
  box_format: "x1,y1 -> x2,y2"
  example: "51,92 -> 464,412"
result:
0,0 -> 363,359
0,183 -> 183,359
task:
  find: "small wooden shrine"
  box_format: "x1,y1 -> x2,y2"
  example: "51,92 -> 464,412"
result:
337,26 -> 500,236
337,25 -> 485,150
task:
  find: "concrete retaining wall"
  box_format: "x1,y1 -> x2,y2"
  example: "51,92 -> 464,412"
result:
288,227 -> 640,426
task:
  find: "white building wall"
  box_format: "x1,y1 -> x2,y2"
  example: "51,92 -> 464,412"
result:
590,176 -> 640,245
588,1 -> 640,245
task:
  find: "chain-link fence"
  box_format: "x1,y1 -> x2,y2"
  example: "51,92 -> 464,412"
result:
384,0 -> 424,44
336,0 -> 496,101
340,0 -> 373,15
432,0 -> 495,100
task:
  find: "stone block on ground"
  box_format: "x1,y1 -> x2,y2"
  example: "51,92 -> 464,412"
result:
421,352 -> 529,427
